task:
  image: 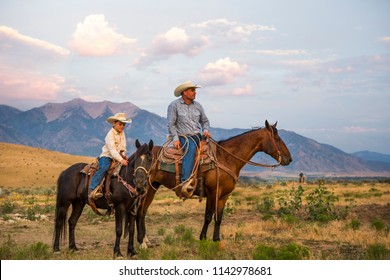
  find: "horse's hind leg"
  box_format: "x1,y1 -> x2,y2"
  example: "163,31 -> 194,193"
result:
200,196 -> 215,240
68,199 -> 86,251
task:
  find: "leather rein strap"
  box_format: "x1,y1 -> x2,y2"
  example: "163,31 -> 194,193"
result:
209,136 -> 281,168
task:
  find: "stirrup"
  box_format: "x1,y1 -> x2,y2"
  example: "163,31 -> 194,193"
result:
89,185 -> 103,200
181,178 -> 195,198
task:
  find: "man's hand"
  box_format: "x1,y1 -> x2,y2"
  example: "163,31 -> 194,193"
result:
173,140 -> 181,149
120,159 -> 128,166
203,131 -> 211,139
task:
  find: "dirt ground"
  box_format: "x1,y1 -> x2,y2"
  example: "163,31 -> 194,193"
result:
1,185 -> 389,260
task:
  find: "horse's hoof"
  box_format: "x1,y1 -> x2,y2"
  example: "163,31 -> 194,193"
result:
128,250 -> 137,257
114,253 -> 125,260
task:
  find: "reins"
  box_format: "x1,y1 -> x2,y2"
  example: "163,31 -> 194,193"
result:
209,136 -> 282,168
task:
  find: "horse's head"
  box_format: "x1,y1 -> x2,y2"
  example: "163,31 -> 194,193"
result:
263,120 -> 292,166
133,139 -> 154,195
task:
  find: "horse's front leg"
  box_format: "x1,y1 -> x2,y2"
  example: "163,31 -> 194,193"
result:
68,199 -> 85,251
212,196 -> 229,241
127,213 -> 137,257
200,195 -> 215,240
137,187 -> 157,247
114,205 -> 125,258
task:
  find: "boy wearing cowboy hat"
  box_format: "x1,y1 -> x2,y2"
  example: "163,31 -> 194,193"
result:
88,112 -> 132,200
168,81 -> 211,197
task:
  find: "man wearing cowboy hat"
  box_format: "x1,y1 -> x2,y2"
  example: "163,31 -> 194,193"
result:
88,112 -> 132,200
168,81 -> 211,197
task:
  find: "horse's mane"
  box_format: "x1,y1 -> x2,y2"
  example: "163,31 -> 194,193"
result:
217,127 -> 264,144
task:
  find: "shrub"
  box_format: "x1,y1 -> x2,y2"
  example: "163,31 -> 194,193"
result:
161,250 -> 178,260
199,240 -> 221,260
254,196 -> 275,213
0,235 -> 15,259
1,200 -> 16,214
277,186 -> 304,215
252,244 -> 277,260
15,242 -> 51,260
306,185 -> 341,222
371,219 -> 386,232
347,219 -> 361,230
366,243 -> 389,260
253,243 -> 310,260
163,235 -> 175,245
277,243 -> 310,260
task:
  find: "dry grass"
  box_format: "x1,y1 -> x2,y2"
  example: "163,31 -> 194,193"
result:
0,142 -> 93,188
0,142 -> 389,260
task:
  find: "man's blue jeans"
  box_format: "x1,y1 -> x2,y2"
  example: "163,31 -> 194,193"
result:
179,134 -> 200,183
89,156 -> 112,191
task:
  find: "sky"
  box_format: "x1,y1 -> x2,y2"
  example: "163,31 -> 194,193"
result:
0,0 -> 389,154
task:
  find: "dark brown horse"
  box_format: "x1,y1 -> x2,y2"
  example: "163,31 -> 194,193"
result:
134,120 -> 292,247
53,139 -> 153,257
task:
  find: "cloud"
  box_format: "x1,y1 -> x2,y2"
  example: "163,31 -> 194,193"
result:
232,84 -> 253,96
134,27 -> 208,67
193,18 -> 275,41
198,57 -> 248,86
378,36 -> 390,43
252,49 -> 308,56
69,14 -> 137,56
0,68 -> 64,102
0,25 -> 70,56
342,126 -> 377,133
279,58 -> 324,67
134,18 -> 274,68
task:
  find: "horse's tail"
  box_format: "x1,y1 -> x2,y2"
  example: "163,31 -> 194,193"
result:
53,169 -> 68,251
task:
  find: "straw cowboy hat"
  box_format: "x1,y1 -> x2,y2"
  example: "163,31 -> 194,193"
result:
174,81 -> 202,97
106,113 -> 132,124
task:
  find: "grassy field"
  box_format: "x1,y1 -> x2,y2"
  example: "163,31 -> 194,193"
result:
0,142 -> 389,260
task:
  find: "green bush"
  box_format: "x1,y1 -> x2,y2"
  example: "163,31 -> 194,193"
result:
198,240 -> 221,260
252,244 -> 277,260
0,235 -> 15,259
278,186 -> 304,215
277,243 -> 310,260
254,196 -> 275,213
0,236 -> 51,260
1,200 -> 16,214
347,219 -> 361,230
366,243 -> 389,260
306,185 -> 341,222
161,250 -> 178,260
253,243 -> 310,260
15,242 -> 51,260
371,219 -> 386,232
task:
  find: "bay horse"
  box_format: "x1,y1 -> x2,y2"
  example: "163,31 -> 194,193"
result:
134,120 -> 292,247
53,139 -> 153,257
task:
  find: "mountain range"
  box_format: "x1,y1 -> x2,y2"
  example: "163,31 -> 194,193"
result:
1,98 -> 389,177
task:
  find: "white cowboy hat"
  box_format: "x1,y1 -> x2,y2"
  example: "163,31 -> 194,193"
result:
174,81 -> 202,97
106,112 -> 132,124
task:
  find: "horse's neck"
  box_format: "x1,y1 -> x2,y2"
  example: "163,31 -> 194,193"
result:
218,129 -> 266,170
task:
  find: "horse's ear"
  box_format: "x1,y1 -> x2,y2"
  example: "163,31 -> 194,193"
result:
265,120 -> 271,130
135,139 -> 141,148
149,139 -> 154,150
274,121 -> 278,127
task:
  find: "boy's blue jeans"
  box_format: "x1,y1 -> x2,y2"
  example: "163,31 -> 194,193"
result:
179,134 -> 200,183
89,156 -> 112,191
